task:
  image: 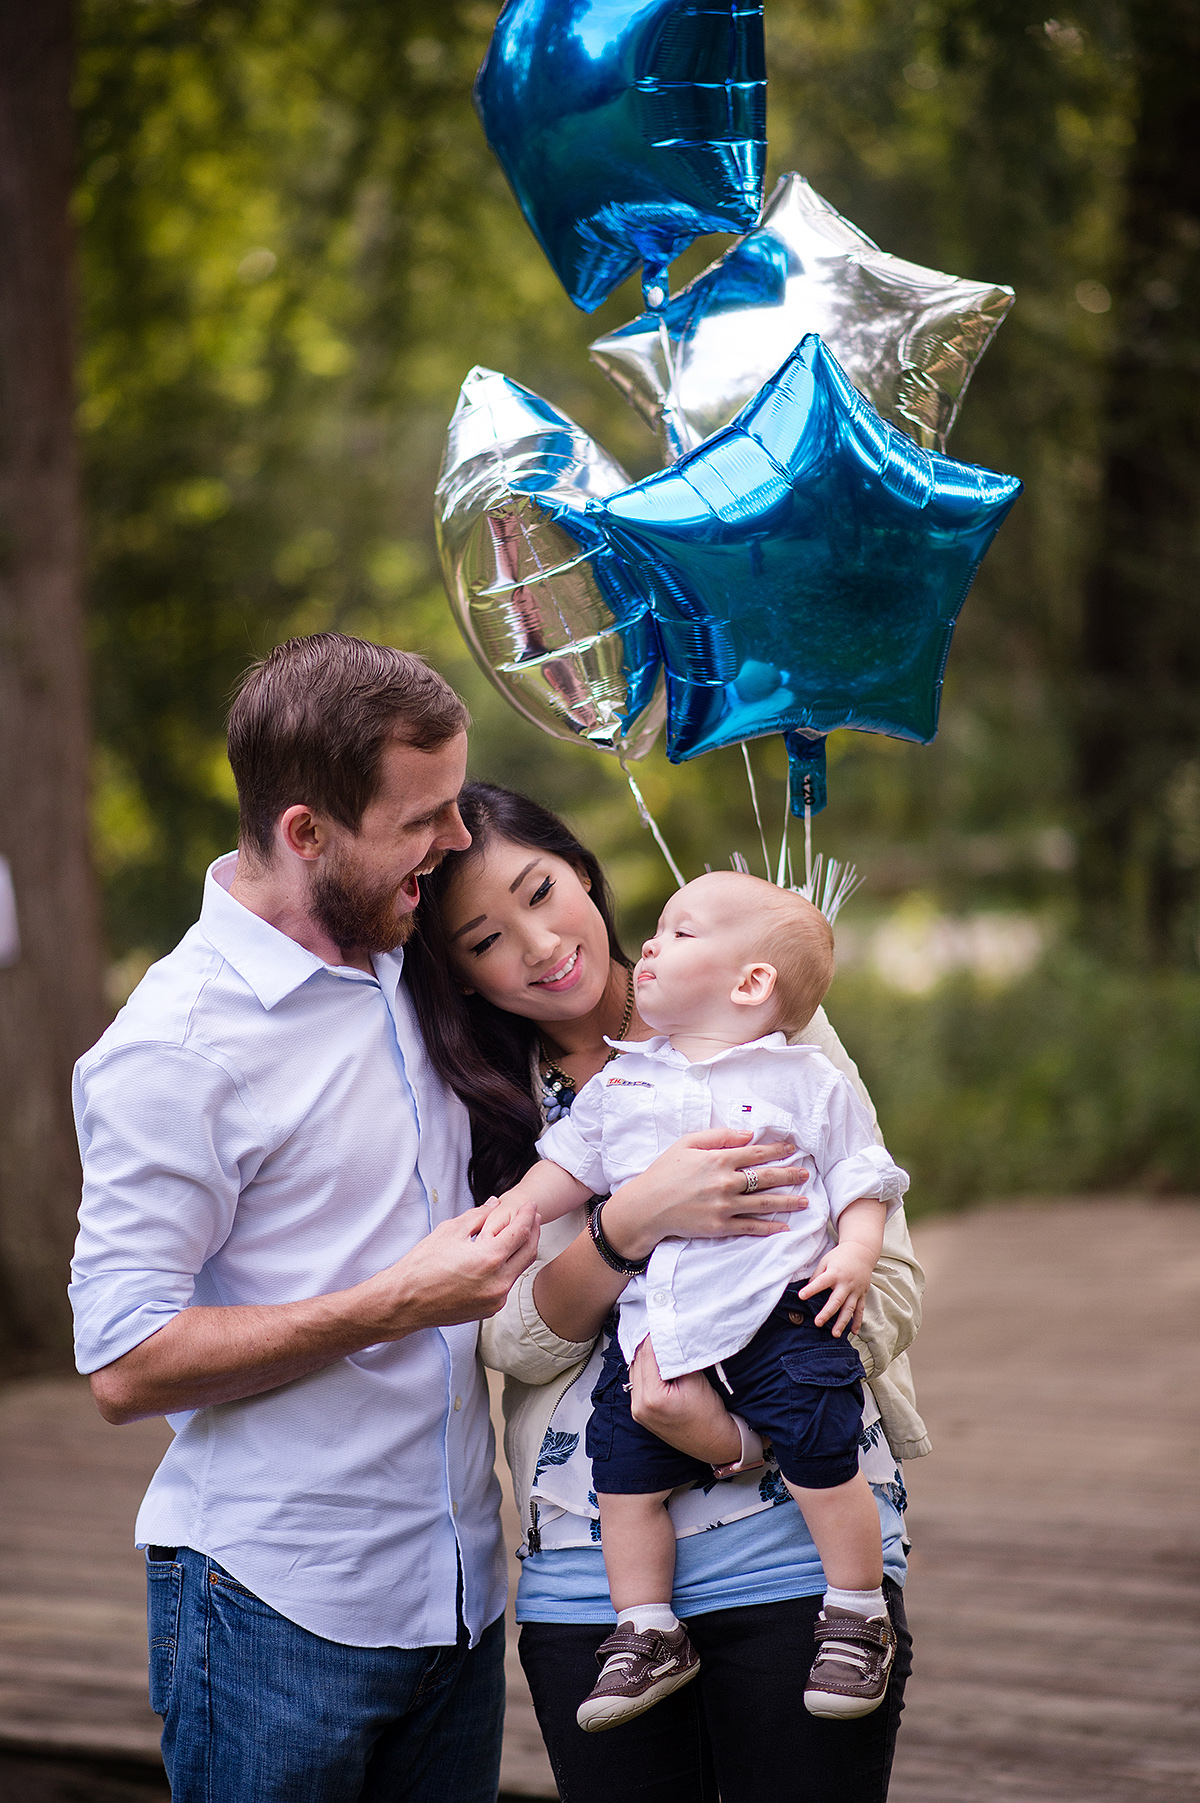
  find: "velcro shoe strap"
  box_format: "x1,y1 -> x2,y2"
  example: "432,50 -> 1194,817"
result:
813,1614 -> 895,1652
594,1626 -> 665,1666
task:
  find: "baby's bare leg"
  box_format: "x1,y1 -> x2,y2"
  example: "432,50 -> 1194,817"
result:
579,1490 -> 702,1731
596,1489 -> 676,1610
785,1469 -> 883,1591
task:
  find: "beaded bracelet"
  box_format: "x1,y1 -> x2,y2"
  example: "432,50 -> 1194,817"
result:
587,1200 -> 650,1276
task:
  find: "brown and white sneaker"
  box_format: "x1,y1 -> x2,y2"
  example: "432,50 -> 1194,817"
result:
576,1623 -> 700,1732
803,1606 -> 896,1719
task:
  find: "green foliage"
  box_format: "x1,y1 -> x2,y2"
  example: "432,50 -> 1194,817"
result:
828,952 -> 1200,1210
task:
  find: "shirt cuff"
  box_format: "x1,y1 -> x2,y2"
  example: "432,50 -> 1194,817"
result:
825,1148 -> 909,1223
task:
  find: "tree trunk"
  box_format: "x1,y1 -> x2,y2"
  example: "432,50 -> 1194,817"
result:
0,1 -> 106,1371
1076,0 -> 1200,963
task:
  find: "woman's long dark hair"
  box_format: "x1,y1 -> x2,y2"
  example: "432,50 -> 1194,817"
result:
404,782 -> 631,1204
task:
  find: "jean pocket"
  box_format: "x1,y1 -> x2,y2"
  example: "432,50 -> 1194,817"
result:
146,1555 -> 182,1717
207,1563 -> 272,1611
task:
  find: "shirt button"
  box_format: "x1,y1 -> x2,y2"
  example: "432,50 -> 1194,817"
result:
432,1188 -> 439,1205
454,1396 -> 462,1411
653,1290 -> 670,1307
452,1502 -> 458,1518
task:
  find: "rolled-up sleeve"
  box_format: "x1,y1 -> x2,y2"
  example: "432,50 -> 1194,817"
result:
70,1043 -> 268,1373
819,1075 -> 908,1224
534,1074 -> 609,1196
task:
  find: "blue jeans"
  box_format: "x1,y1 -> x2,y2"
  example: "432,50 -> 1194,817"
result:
146,1548 -> 505,1803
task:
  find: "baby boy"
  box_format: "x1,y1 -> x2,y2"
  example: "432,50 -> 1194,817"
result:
499,872 -> 908,1732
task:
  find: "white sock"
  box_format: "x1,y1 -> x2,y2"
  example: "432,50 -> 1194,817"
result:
617,1604 -> 680,1635
823,1585 -> 887,1621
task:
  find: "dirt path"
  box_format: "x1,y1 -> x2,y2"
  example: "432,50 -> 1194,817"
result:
0,1198 -> 1196,1801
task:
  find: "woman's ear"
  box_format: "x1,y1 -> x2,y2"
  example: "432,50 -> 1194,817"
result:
730,963 -> 778,1011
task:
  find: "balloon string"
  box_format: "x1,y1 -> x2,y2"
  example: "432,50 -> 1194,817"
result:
775,780 -> 790,889
621,761 -> 686,889
805,802 -> 813,889
741,744 -> 771,879
656,315 -> 686,460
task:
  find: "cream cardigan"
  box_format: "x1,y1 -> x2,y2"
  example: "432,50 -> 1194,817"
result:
480,1005 -> 931,1554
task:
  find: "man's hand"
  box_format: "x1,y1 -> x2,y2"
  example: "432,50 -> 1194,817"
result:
627,1337 -> 742,1466
362,1199 -> 540,1335
89,1200 -> 540,1425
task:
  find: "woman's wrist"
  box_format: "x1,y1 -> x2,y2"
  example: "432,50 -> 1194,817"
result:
589,1201 -> 649,1275
596,1183 -> 655,1262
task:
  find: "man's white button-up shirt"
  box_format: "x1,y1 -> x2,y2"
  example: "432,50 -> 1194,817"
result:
70,854 -> 506,1650
537,1033 -> 907,1379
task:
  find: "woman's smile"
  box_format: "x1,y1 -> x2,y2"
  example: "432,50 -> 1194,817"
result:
532,945 -> 584,991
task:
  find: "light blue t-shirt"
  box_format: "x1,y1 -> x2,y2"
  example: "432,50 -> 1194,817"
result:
516,1482 -> 907,1624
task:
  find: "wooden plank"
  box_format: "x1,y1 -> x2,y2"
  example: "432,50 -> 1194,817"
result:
890,1198 -> 1200,1803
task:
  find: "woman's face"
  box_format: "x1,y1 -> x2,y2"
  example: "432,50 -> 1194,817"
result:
439,835 -> 613,1026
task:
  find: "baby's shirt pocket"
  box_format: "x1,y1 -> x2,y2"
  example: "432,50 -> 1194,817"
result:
600,1076 -> 660,1184
727,1097 -> 812,1220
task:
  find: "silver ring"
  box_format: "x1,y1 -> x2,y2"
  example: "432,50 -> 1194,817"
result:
742,1168 -> 759,1195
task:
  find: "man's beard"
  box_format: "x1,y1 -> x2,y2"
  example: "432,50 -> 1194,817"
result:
311,849 -> 431,957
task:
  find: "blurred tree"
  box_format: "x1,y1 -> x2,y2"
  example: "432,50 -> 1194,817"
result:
0,2 -> 106,1369
1077,0 -> 1200,962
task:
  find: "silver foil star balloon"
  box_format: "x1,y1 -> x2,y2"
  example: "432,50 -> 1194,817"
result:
435,367 -> 665,760
589,172 -> 1015,460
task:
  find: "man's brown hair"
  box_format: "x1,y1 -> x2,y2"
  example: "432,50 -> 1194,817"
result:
227,633 -> 469,860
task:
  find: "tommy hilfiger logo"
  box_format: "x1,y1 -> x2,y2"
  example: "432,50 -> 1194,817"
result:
607,1077 -> 653,1087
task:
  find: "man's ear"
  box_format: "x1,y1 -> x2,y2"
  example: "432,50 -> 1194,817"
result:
277,804 -> 324,862
730,963 -> 778,1010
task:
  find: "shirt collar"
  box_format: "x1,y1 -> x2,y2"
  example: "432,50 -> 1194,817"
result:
603,1030 -> 789,1067
199,853 -> 404,1011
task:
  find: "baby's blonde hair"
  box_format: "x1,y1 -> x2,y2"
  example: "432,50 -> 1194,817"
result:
686,872 -> 835,1034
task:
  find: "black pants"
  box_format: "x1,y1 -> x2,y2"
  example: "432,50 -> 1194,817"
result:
518,1579 -> 911,1803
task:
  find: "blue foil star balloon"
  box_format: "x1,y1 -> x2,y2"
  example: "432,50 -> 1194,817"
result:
592,335 -> 1023,761
435,367 -> 665,760
590,173 -> 1015,457
474,0 -> 766,313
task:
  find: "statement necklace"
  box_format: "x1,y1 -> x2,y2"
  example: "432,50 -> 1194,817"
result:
540,966 -> 634,1113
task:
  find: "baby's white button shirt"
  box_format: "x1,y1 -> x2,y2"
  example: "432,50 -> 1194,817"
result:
537,1033 -> 907,1379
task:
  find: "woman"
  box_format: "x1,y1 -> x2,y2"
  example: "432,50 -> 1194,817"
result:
405,783 -> 929,1803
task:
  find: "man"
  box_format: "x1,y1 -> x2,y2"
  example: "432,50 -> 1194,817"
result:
70,633 -> 541,1802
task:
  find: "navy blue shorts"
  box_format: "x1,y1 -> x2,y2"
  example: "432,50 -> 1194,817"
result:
585,1287 -> 866,1495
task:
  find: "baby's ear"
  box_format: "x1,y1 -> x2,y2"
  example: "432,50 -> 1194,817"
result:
730,962 -> 778,1010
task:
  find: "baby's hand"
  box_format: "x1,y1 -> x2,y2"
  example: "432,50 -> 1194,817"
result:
798,1241 -> 876,1338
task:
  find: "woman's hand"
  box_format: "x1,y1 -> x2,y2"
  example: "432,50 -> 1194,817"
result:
628,1338 -> 741,1465
600,1129 -> 807,1264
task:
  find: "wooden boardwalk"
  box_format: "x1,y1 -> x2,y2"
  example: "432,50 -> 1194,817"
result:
0,1198 -> 1197,1801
